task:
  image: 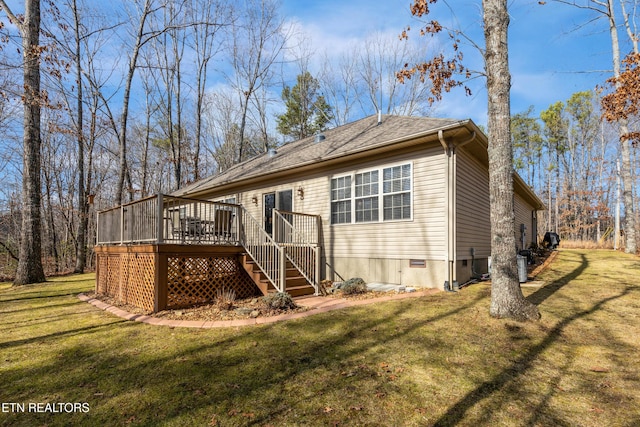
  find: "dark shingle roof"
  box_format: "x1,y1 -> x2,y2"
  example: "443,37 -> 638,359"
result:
175,114 -> 464,196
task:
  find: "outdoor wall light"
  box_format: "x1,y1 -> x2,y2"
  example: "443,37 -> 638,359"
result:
251,195 -> 258,205
297,187 -> 304,200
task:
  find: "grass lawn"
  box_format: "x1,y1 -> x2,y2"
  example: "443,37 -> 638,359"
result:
1,249 -> 639,426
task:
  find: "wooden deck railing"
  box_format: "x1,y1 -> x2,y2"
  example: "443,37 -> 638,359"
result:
96,194 -> 240,246
96,195 -> 320,296
239,208 -> 286,293
273,210 -> 320,293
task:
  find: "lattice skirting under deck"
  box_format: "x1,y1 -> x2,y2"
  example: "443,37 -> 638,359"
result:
166,255 -> 259,309
95,245 -> 260,313
96,252 -> 156,312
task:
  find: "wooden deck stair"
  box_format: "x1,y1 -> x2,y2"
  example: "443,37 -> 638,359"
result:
240,253 -> 315,297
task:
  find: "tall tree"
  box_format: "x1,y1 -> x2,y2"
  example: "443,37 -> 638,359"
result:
400,0 -> 540,320
202,89 -> 242,172
538,92 -> 615,243
226,0 -> 288,163
188,0 -> 228,182
276,71 -> 333,141
0,0 -> 47,285
552,0 -> 637,253
511,106 -> 544,188
357,32 -> 435,117
147,0 -> 189,190
540,101 -> 568,234
317,50 -> 360,126
482,0 -> 539,320
71,0 -> 87,273
115,0 -> 155,205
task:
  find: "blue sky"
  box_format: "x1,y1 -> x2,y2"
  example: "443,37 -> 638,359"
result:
281,0 -> 628,126
1,0 -> 624,129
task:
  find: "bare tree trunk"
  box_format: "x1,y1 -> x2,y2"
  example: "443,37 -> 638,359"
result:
116,0 -> 153,205
1,0 -> 47,284
72,0 -> 87,273
607,0 -> 637,254
484,0 -> 539,321
228,0 -> 287,164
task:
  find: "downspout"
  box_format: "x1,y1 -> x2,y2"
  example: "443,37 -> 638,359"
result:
438,130 -> 453,291
438,130 -> 476,291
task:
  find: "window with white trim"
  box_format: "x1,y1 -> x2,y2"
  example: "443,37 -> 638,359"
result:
330,163 -> 412,224
331,176 -> 351,224
355,170 -> 379,222
383,164 -> 411,220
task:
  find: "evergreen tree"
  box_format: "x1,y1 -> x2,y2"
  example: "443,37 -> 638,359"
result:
276,72 -> 333,140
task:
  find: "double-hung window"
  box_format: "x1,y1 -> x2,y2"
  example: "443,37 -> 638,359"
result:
383,164 -> 411,220
355,171 -> 379,222
331,176 -> 352,224
331,163 -> 411,224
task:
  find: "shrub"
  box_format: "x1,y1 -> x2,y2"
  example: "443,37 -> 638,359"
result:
215,287 -> 236,310
262,292 -> 297,310
341,277 -> 367,295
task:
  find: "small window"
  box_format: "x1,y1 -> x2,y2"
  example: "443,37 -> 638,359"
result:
331,176 -> 351,224
355,170 -> 379,222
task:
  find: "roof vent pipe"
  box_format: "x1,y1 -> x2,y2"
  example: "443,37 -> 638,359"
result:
314,133 -> 325,143
267,148 -> 277,158
377,110 -> 382,125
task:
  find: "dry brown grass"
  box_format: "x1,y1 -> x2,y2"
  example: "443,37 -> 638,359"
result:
560,239 -> 614,249
1,249 -> 639,426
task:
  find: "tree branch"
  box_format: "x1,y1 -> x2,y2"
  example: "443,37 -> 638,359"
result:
0,239 -> 19,261
0,0 -> 23,32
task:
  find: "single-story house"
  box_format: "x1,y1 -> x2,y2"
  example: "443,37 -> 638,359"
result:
174,114 -> 543,289
95,114 -> 543,312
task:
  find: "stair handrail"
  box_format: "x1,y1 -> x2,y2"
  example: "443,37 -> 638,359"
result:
273,210 -> 320,294
238,206 -> 286,293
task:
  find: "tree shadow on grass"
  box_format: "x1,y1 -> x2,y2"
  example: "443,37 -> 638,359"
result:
0,320 -> 127,351
1,291 -> 487,426
431,278 -> 628,426
527,253 -> 588,306
0,292 -> 82,303
0,301 -> 87,316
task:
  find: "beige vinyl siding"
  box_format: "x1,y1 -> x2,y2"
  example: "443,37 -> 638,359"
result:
220,174 -> 331,224
456,150 -> 491,259
196,144 -> 448,287
324,146 -> 447,261
514,192 -> 535,250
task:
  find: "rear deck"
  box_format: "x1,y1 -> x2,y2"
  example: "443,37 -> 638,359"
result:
95,194 -> 321,312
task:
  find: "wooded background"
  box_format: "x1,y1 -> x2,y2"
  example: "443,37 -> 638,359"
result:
0,0 -> 637,280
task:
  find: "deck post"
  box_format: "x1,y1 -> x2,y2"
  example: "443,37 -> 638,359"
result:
156,193 -> 164,244
314,245 -> 320,294
279,247 -> 286,293
154,248 -> 168,312
238,207 -> 244,244
120,204 -> 124,245
96,211 -> 100,245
